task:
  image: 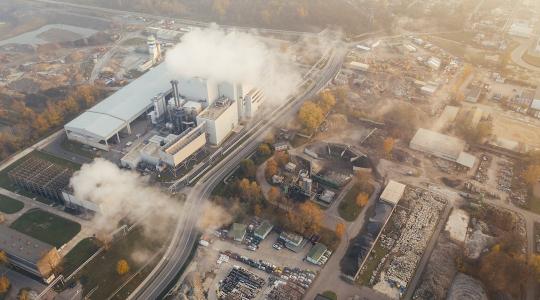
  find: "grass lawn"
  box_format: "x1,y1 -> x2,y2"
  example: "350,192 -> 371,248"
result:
356,243 -> 388,286
0,194 -> 24,214
426,36 -> 466,58
338,184 -> 364,222
321,291 -> 337,300
10,208 -> 81,248
62,238 -> 101,276
71,227 -> 166,299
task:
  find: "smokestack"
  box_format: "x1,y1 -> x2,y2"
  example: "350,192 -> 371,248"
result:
170,80 -> 180,107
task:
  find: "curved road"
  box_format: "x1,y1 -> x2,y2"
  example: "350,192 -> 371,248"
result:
128,46 -> 347,300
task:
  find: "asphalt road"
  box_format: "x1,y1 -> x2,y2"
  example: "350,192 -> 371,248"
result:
128,45 -> 347,300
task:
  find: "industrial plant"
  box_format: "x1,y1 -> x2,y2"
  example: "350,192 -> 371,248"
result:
65,62 -> 265,173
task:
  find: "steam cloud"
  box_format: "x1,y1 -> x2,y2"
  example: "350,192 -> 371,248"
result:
165,25 -> 302,103
70,159 -> 181,239
71,159 -> 237,239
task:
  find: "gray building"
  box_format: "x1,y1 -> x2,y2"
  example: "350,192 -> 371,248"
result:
0,225 -> 61,282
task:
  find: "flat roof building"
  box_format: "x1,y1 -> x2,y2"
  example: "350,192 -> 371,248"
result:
228,223 -> 247,242
254,221 -> 273,240
197,97 -> 239,145
0,225 -> 61,282
306,243 -> 328,265
410,129 -> 477,169
380,180 -> 405,205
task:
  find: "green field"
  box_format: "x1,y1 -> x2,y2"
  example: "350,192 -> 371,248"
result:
71,228 -> 166,299
10,209 -> 81,247
62,238 -> 101,276
338,184 -> 365,222
0,194 -> 24,214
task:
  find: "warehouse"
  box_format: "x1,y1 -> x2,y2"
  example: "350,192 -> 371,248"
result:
159,123 -> 207,167
306,243 -> 328,265
410,128 -> 476,168
65,63 -> 178,151
0,225 -> 61,282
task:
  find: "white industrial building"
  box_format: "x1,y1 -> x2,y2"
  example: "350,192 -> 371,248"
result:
196,97 -> 239,145
62,190 -> 101,213
508,21 -> 533,38
380,180 -> 406,205
348,61 -> 370,72
159,123 -> 207,167
410,128 -> 476,169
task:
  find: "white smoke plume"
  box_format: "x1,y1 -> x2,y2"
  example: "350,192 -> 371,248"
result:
70,159 -> 181,240
165,25 -> 302,104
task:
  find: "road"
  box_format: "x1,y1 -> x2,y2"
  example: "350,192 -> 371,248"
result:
31,0 -> 317,37
128,43 -> 347,300
510,38 -> 540,72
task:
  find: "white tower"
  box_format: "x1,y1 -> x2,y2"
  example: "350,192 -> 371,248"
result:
147,35 -> 162,64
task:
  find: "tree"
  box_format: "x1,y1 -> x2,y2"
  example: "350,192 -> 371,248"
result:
0,250 -> 7,265
238,178 -> 251,200
265,159 -> 278,179
383,137 -> 395,156
274,151 -> 289,167
116,259 -> 130,275
319,91 -> 336,112
355,172 -> 374,195
239,159 -> 256,178
524,165 -> 540,187
0,275 -> 9,294
335,223 -> 346,238
268,187 -> 281,203
356,192 -> 369,208
257,143 -> 272,157
249,181 -> 261,199
478,249 -> 527,298
17,289 -> 30,300
298,101 -> 324,131
297,202 -> 323,234
254,204 -> 262,217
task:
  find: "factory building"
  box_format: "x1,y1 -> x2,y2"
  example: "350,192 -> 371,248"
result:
410,128 -> 476,169
159,123 -> 207,167
62,190 -> 100,214
0,225 -> 61,282
196,97 -> 239,145
380,180 -> 406,205
65,63 -> 177,151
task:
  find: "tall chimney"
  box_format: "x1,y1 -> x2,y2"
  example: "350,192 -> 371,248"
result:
170,80 -> 180,107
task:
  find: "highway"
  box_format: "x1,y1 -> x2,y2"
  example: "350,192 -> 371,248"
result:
128,45 -> 346,300
31,0 -> 317,37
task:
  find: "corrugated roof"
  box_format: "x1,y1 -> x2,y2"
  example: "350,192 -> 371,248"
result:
531,99 -> 540,110
65,63 -> 177,139
380,180 -> 405,205
410,128 -> 465,160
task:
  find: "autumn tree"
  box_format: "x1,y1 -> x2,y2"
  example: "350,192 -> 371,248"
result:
298,101 -> 324,131
116,259 -> 130,275
296,202 -> 323,234
17,289 -> 29,300
319,91 -> 336,112
238,178 -> 251,200
355,172 -> 374,195
268,187 -> 281,203
335,222 -> 346,238
356,192 -> 369,208
274,151 -> 289,167
254,204 -> 262,217
478,249 -> 527,298
257,143 -> 272,157
383,137 -> 395,156
0,275 -> 9,294
0,250 -> 7,265
524,165 -> 540,187
239,159 -> 256,178
265,159 -> 279,179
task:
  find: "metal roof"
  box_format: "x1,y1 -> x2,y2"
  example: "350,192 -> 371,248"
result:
380,180 -> 406,205
307,243 -> 327,261
456,152 -> 477,169
65,63 -> 177,140
410,128 -> 465,160
0,225 -> 55,263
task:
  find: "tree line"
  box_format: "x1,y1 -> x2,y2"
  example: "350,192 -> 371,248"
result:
0,85 -> 105,160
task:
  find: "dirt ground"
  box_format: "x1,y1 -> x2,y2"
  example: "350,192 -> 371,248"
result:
491,113 -> 540,148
